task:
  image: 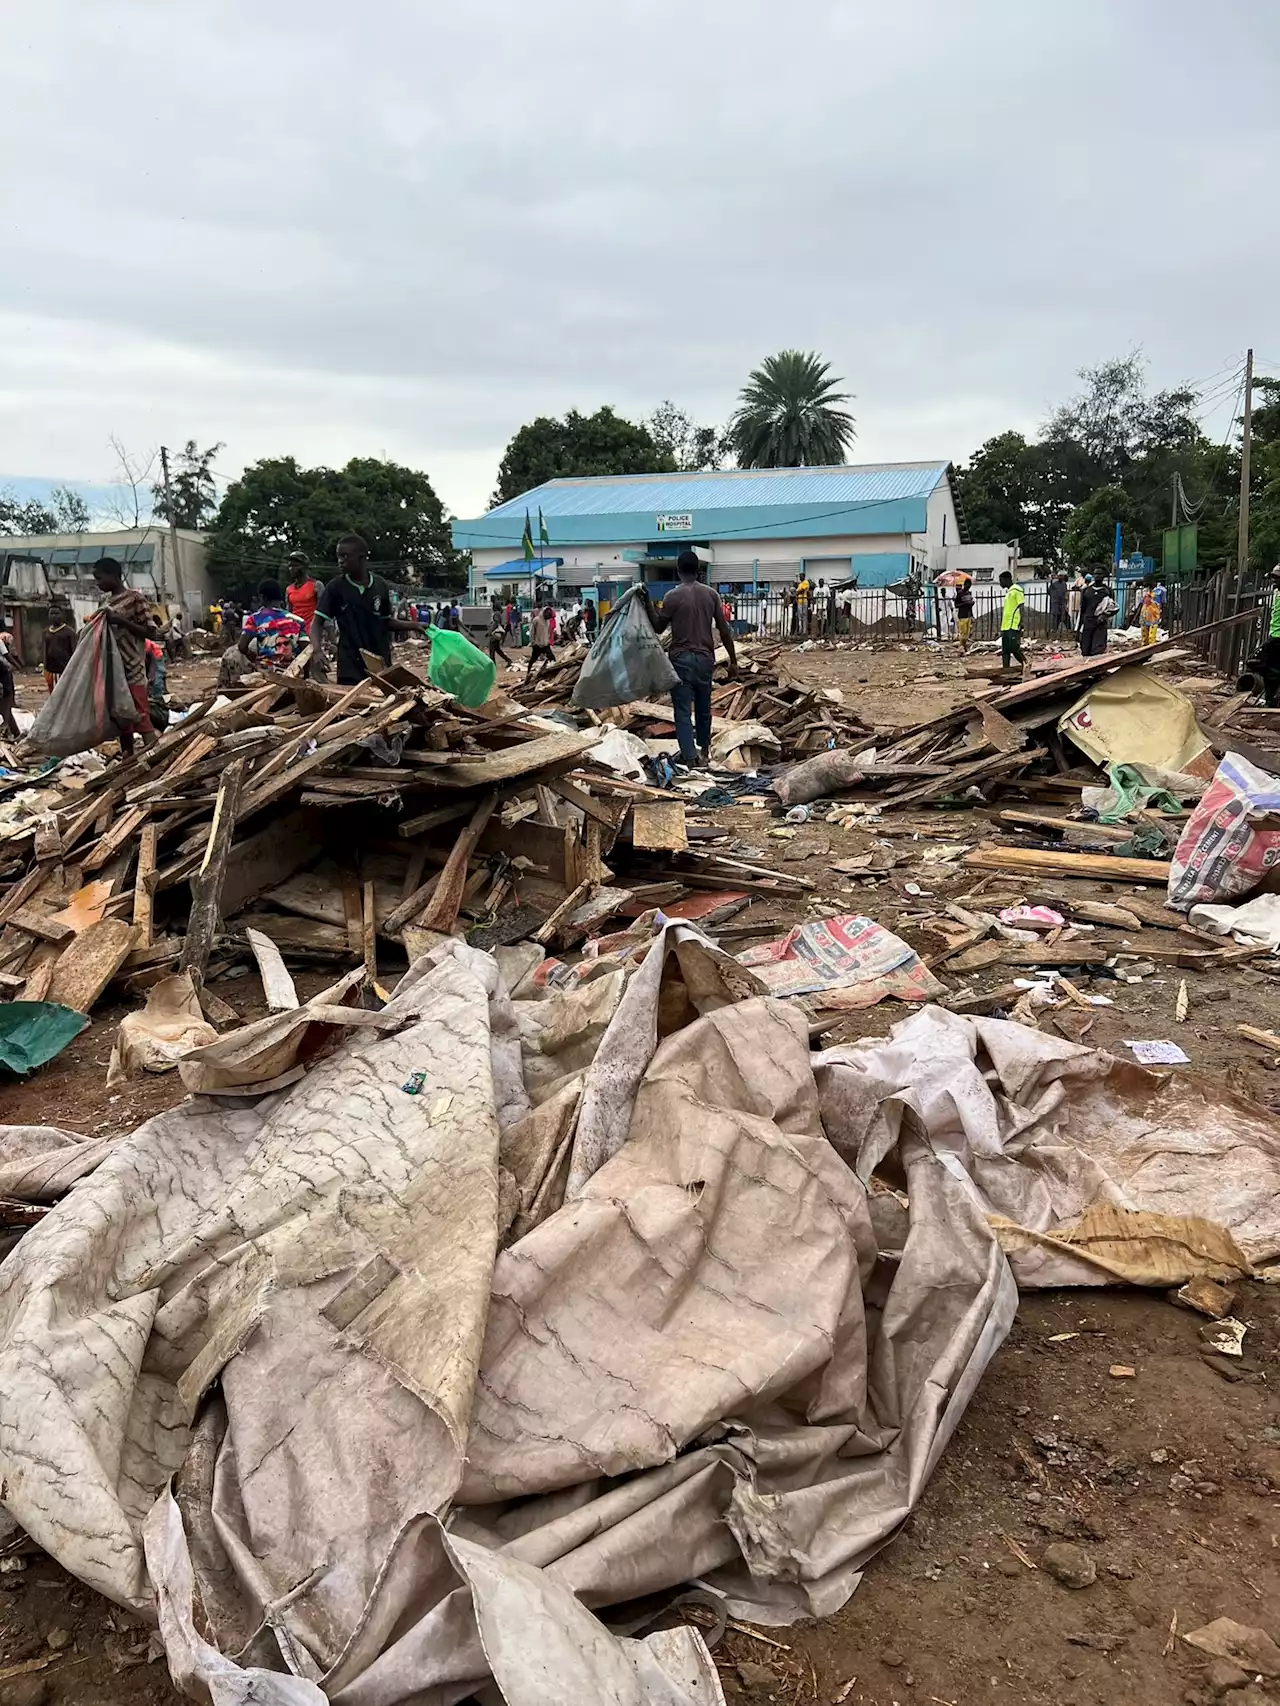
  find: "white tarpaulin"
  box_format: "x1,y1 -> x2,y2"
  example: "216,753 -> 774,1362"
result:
0,931 -> 1278,1704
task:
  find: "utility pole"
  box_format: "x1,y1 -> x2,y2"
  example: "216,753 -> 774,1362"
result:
1237,349 -> 1254,580
159,446 -> 188,617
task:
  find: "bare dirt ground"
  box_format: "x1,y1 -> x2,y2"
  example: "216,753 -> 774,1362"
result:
3,636 -> 1279,1706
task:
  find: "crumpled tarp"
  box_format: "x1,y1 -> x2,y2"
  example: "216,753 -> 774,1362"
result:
1,935 -> 1279,1705
0,1001 -> 89,1074
737,914 -> 945,1008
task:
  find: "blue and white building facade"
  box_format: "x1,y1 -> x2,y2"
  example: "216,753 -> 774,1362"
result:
453,463 -> 995,604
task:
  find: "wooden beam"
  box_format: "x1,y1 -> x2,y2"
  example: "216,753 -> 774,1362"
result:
533,878 -> 596,946
246,926 -> 300,1011
179,758 -> 246,983
963,844 -> 1172,882
418,794 -> 497,932
362,879 -> 377,982
131,822 -> 158,945
6,908 -> 73,944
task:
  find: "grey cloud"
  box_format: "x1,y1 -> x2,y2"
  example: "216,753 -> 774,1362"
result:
0,0 -> 1276,517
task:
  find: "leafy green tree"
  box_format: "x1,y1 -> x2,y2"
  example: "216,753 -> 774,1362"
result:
0,484 -> 91,535
647,401 -> 725,472
207,456 -> 463,594
1060,484 -> 1138,570
1244,376 -> 1280,574
728,351 -> 855,468
153,440 -> 223,529
491,407 -> 674,507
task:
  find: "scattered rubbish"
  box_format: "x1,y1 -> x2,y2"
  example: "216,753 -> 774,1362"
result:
106,973 -> 217,1085
1046,1332 -> 1078,1342
1108,1364 -> 1136,1378
784,804 -> 812,824
1174,979 -> 1189,1022
1172,1277 -> 1236,1318
999,905 -> 1065,927
1170,752 -> 1280,909
1190,891 -> 1280,951
737,914 -> 944,1007
1199,1317 -> 1247,1358
401,1070 -> 428,1095
1058,666 -> 1213,777
1125,1040 -> 1190,1066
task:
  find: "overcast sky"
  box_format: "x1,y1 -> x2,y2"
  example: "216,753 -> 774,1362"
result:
2,0 -> 1276,524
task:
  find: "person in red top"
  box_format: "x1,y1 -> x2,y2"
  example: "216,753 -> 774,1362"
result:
285,553 -> 319,628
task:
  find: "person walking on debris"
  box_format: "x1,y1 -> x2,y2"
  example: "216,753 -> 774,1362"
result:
0,624 -> 18,739
954,576 -> 974,650
42,602 -> 76,693
1048,570 -> 1069,635
1078,575 -> 1114,657
527,603 -> 556,678
583,599 -> 598,639
93,556 -> 160,753
997,569 -> 1026,673
285,553 -> 320,630
1068,569 -> 1085,630
487,608 -> 513,668
309,535 -> 425,684
647,548 -> 738,769
239,579 -> 306,669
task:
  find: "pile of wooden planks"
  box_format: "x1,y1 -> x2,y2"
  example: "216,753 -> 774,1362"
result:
0,665 -> 665,1021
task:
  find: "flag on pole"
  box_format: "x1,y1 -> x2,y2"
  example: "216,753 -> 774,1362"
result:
538,507 -> 550,550
522,510 -> 535,563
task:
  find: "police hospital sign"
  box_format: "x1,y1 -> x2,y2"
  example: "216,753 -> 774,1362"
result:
654,513 -> 694,533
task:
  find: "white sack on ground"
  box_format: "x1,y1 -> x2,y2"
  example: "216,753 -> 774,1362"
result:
2,935 -> 1279,1703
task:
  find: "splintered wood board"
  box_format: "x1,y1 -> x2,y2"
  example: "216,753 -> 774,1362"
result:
631,799 -> 688,852
47,918 -> 140,1013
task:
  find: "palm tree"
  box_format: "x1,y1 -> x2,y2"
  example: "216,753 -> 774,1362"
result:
728,351 -> 856,468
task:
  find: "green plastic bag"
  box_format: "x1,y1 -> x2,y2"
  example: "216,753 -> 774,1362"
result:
426,627 -> 496,708
1095,762 -> 1183,824
0,1002 -> 89,1074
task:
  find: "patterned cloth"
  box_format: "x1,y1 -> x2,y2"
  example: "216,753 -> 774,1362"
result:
240,606 -> 305,668
102,588 -> 152,684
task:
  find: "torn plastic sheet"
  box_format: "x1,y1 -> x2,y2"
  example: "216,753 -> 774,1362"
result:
0,937 -> 1278,1702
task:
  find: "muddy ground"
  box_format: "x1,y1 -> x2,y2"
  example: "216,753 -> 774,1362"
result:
2,636 -> 1278,1706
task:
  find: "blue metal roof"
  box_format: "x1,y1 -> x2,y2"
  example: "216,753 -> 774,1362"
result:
480,557 -> 563,579
454,462 -> 950,552
483,463 -> 947,520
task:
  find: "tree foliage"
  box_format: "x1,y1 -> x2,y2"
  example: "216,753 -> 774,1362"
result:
206,456 -> 463,593
728,351 -> 855,469
152,440 -> 223,529
646,401 -> 725,472
491,407 -> 674,507
955,353 -> 1249,572
0,484 -> 92,536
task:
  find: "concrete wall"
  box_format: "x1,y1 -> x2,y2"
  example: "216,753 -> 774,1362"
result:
0,528 -> 212,624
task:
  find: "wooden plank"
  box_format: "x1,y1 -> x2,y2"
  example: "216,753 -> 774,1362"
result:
429,730 -> 601,788
362,879 -> 378,982
419,795 -> 497,932
248,678 -> 381,790
999,944 -> 1108,967
400,843 -> 430,902
343,873 -> 364,955
0,867 -> 54,926
219,810 -> 317,918
47,917 -> 140,1013
179,759 -> 246,983
6,908 -> 73,944
397,802 -> 474,840
884,747 -> 1043,811
381,871 -> 442,936
80,805 -> 148,876
632,798 -> 689,851
533,878 -> 596,946
233,913 -> 349,954
995,810 -> 1137,845
131,822 -> 158,946
963,844 -> 1173,883
20,947 -> 61,1004
246,926 -> 300,1011
543,776 -> 626,828
1239,1024 -> 1280,1052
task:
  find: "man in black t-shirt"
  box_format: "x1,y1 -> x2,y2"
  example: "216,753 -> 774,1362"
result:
310,535 -> 426,683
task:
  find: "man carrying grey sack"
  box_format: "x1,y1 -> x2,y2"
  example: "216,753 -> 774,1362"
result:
646,549 -> 737,767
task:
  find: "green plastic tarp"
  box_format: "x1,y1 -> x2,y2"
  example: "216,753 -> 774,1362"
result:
0,1003 -> 90,1074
